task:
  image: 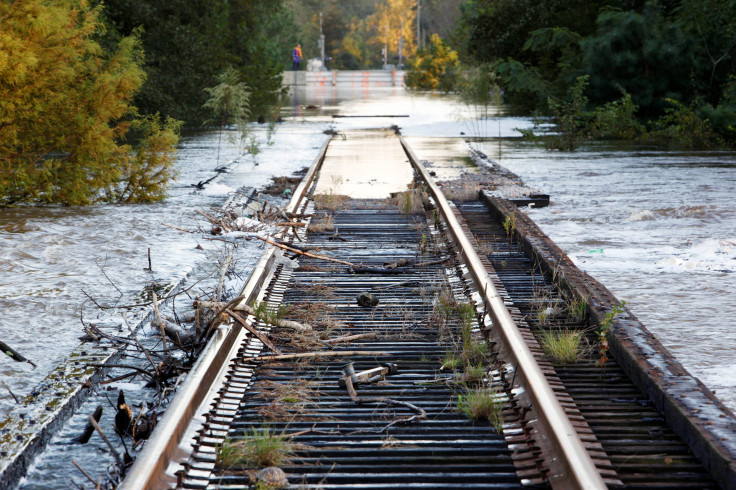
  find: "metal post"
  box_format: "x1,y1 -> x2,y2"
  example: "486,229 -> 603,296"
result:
416,0 -> 420,50
319,12 -> 325,70
398,17 -> 404,70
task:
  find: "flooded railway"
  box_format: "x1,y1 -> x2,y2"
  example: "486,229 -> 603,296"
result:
2,85 -> 736,488
120,130 -> 733,489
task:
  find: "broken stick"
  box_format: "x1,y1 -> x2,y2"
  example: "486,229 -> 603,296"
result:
225,308 -> 281,355
256,236 -> 354,267
242,350 -> 390,363
195,300 -> 311,332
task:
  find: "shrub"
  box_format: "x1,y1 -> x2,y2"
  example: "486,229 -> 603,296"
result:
405,34 -> 460,92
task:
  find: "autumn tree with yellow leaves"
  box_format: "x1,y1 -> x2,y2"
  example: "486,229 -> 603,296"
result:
367,0 -> 417,64
0,0 -> 179,206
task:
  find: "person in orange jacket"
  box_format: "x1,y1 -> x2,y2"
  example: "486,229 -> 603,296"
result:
292,43 -> 303,71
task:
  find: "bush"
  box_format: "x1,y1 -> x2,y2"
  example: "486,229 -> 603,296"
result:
590,92 -> 644,140
545,75 -> 590,151
405,34 -> 460,92
651,98 -> 723,149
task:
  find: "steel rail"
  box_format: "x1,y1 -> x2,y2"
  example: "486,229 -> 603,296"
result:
399,136 -> 607,490
120,137 -> 331,490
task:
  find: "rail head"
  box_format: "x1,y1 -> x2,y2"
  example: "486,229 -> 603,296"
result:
399,135 -> 607,490
119,137 -> 331,490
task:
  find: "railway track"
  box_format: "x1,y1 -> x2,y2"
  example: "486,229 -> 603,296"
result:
120,130 -> 729,489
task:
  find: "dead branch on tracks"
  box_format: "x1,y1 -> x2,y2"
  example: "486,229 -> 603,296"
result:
242,351 -> 391,363
256,236 -> 355,266
196,300 -> 312,332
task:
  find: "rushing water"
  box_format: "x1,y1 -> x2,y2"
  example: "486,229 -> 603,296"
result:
0,122 -> 328,417
476,140 -> 736,410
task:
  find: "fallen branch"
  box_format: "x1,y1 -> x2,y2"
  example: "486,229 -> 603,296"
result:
195,300 -> 312,332
162,222 -> 194,233
1,380 -> 19,403
322,333 -> 378,345
256,236 -> 354,267
274,222 -> 307,227
89,415 -> 122,468
72,460 -> 98,486
341,370 -> 426,430
77,405 -> 103,444
225,309 -> 281,355
0,340 -> 36,367
152,292 -> 167,352
242,350 -> 390,363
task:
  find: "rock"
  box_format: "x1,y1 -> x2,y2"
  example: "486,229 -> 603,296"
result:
357,292 -> 379,307
255,466 -> 288,488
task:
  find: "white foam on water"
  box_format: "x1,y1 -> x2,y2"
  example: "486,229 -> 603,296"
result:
201,183 -> 236,196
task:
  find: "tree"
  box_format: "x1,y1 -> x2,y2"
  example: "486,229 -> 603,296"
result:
367,0 -> 418,67
405,34 -> 460,92
0,0 -> 179,206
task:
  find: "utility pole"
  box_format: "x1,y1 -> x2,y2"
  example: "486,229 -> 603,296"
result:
319,12 -> 325,70
416,0 -> 421,50
398,17 -> 404,69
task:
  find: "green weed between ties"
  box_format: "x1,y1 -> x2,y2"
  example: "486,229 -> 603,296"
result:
539,329 -> 583,364
217,427 -> 295,469
457,388 -> 504,433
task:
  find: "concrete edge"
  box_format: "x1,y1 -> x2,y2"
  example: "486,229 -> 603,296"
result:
481,190 -> 736,489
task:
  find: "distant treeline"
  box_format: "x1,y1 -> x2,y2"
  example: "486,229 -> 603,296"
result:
453,0 -> 736,147
98,0 -> 298,126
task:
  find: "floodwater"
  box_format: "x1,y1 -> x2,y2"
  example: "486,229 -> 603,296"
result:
0,122 -> 329,417
3,82 -> 736,485
475,140 -> 736,410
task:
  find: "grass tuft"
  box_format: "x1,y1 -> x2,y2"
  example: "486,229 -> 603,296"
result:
457,388 -> 504,432
539,329 -> 583,364
217,427 -> 296,468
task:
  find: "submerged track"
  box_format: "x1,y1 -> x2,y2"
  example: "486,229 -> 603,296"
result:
120,131 -> 729,489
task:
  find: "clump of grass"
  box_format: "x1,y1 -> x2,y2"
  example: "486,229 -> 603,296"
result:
474,236 -> 495,255
566,294 -> 588,322
251,301 -> 289,325
503,213 -> 517,241
307,213 -> 335,233
393,189 -> 427,215
286,301 -> 337,325
217,427 -> 296,468
539,329 -> 584,364
457,388 -> 504,432
255,380 -> 320,420
313,191 -> 349,211
462,363 -> 486,385
440,351 -> 461,371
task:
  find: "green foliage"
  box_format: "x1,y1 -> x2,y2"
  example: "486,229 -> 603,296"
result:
100,0 -> 296,125
589,92 -> 645,139
582,4 -> 695,116
539,329 -> 583,364
203,67 -> 252,165
456,388 -> 503,431
597,301 -> 626,367
651,99 -> 723,149
217,426 -> 295,468
546,76 -> 590,151
117,115 -> 182,204
405,34 -> 460,92
458,0 -> 736,146
0,0 -> 179,206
